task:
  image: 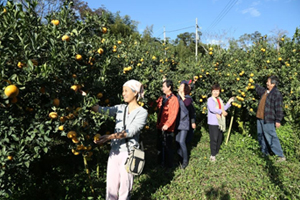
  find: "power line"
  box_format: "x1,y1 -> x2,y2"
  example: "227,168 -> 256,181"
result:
153,20 -> 194,36
206,0 -> 236,31
166,26 -> 194,33
205,0 -> 238,32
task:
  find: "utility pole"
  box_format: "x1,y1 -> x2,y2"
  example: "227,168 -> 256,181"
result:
195,18 -> 198,62
164,26 -> 166,55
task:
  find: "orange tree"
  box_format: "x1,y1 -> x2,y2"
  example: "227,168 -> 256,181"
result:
0,1 -> 179,198
0,0 -> 130,198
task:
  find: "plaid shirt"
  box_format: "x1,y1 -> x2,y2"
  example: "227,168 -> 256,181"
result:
255,84 -> 284,123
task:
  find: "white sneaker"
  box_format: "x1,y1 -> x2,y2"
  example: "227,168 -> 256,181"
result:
277,157 -> 286,162
210,156 -> 216,162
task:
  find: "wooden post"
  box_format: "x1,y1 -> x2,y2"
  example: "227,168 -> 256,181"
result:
225,115 -> 234,145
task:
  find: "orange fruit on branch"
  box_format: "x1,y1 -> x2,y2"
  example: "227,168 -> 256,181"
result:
49,112 -> 58,119
67,131 -> 77,139
4,85 -> 19,98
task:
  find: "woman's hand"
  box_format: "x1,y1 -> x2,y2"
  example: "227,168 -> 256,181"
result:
94,135 -> 111,145
178,90 -> 185,100
228,97 -> 235,104
192,123 -> 196,129
222,110 -> 228,117
91,105 -> 99,112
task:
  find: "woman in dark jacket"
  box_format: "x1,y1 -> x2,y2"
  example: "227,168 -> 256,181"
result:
176,82 -> 194,169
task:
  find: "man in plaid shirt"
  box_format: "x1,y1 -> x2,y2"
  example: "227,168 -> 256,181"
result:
255,75 -> 286,161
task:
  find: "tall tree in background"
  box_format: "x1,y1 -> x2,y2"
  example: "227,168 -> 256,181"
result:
108,11 -> 139,38
270,27 -> 288,51
142,25 -> 154,43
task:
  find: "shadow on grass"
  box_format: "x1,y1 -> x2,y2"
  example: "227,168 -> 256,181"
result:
263,155 -> 290,198
131,126 -> 203,200
205,185 -> 231,200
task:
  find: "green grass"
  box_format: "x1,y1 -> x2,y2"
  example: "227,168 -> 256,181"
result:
131,127 -> 300,200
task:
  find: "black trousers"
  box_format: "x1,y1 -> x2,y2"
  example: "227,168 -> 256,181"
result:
157,130 -> 174,168
209,125 -> 223,156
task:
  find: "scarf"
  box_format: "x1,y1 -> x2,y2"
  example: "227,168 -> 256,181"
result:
123,80 -> 144,101
212,96 -> 226,132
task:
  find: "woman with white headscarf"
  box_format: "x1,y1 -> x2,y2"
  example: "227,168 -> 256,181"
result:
92,79 -> 148,200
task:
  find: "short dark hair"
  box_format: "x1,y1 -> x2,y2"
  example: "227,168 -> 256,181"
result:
163,80 -> 174,91
268,75 -> 278,85
181,83 -> 190,95
211,84 -> 221,92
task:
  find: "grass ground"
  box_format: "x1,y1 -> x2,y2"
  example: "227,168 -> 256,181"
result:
131,127 -> 300,200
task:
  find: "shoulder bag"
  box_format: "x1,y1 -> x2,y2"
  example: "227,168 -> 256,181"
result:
123,106 -> 145,176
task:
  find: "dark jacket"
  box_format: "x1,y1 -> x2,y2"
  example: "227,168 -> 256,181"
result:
185,94 -> 196,126
255,84 -> 284,123
176,95 -> 193,131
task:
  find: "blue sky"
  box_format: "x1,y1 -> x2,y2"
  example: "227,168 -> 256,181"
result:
86,0 -> 300,43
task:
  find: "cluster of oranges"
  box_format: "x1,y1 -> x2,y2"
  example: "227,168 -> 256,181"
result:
208,47 -> 213,55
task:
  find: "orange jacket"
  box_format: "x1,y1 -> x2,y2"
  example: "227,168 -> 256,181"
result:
156,93 -> 179,132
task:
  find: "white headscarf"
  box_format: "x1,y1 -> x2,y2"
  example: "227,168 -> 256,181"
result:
123,80 -> 145,101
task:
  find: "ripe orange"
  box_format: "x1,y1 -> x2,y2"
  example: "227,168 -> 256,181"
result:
66,113 -> 75,120
70,85 -> 79,92
58,125 -> 64,131
49,112 -> 58,119
17,62 -> 25,68
76,144 -> 84,150
53,98 -> 60,107
7,156 -> 13,160
117,40 -> 122,44
102,27 -> 107,33
62,35 -> 70,41
97,48 -> 104,54
60,116 -> 66,123
69,138 -> 78,145
94,133 -> 101,141
4,85 -> 19,98
51,19 -> 59,25
97,92 -> 103,99
86,145 -> 92,151
209,51 -> 213,55
75,54 -> 82,61
67,131 -> 77,139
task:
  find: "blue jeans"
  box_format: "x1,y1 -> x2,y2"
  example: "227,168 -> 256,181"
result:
176,130 -> 188,164
257,119 -> 284,157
